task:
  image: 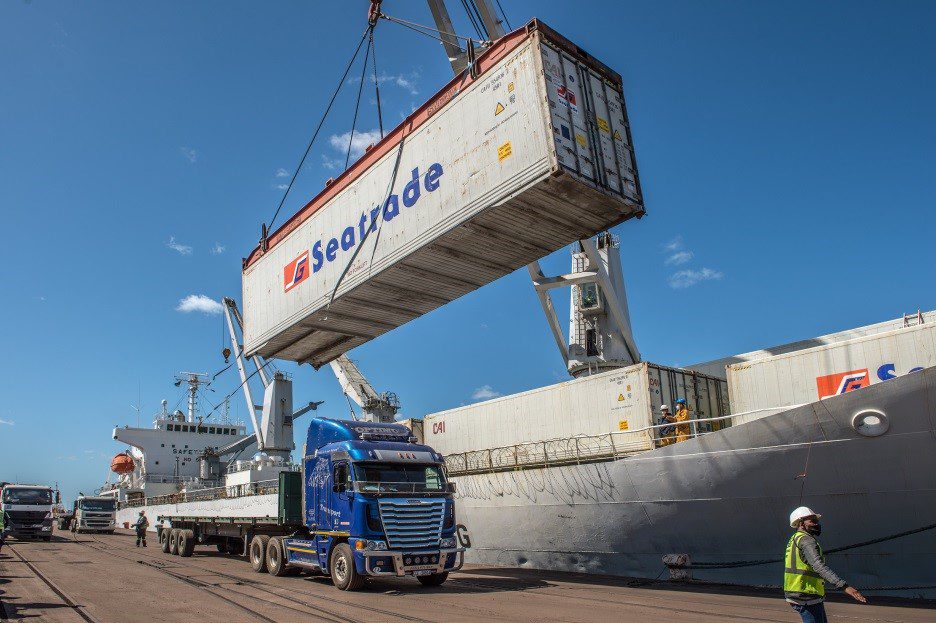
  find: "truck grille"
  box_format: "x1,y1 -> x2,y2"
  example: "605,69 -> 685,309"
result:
7,511 -> 47,523
378,499 -> 444,550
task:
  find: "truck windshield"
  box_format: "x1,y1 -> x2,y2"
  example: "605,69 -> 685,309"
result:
2,488 -> 53,505
353,463 -> 446,493
79,499 -> 116,512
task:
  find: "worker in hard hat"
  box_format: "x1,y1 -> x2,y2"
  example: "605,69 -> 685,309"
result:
785,507 -> 866,622
134,510 -> 149,547
657,405 -> 677,446
674,398 -> 692,442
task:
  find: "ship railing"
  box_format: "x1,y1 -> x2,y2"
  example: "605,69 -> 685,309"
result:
119,479 -> 281,509
443,407 -> 801,476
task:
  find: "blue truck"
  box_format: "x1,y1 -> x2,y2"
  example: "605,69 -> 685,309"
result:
156,418 -> 466,590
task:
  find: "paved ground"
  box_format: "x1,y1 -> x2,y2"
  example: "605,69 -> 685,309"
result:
1,531 -> 933,622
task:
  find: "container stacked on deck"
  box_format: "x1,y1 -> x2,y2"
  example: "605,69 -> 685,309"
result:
242,20 -> 644,367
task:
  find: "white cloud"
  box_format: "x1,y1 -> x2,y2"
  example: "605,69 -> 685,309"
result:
665,250 -> 694,266
58,455 -> 78,461
176,294 -> 224,315
349,71 -> 420,96
275,168 -> 289,178
167,236 -> 193,255
321,154 -> 342,171
328,129 -> 384,161
274,183 -> 289,190
662,236 -> 683,253
210,243 -> 225,255
180,147 -> 198,163
471,385 -> 501,400
0,418 -> 14,426
668,268 -> 723,289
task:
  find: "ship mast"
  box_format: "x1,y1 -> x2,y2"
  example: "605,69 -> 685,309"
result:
174,372 -> 209,423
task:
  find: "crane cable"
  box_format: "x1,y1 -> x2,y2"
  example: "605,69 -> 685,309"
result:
378,13 -> 485,46
265,25 -> 372,235
344,25 -> 374,170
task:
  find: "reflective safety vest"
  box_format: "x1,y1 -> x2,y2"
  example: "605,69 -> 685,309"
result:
784,531 -> 825,597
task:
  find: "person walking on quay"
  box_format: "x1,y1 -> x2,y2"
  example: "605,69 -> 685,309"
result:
134,510 -> 149,547
785,507 -> 867,623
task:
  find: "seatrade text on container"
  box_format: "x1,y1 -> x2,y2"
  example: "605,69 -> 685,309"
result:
282,163 -> 445,293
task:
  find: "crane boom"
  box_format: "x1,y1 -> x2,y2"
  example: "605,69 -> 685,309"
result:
330,355 -> 400,423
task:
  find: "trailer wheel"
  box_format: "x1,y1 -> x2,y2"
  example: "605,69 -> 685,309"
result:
266,537 -> 290,577
159,529 -> 172,553
330,543 -> 363,591
417,572 -> 449,587
250,535 -> 270,573
178,529 -> 196,557
169,529 -> 180,555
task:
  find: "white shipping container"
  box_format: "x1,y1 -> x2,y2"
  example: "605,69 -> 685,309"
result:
424,362 -> 729,456
242,20 -> 644,366
726,317 -> 936,413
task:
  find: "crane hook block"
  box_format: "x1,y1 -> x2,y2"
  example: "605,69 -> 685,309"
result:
367,0 -> 381,26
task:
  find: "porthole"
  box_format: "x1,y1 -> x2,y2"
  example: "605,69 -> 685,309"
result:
852,409 -> 889,437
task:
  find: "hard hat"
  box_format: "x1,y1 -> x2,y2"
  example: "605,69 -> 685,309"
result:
676,398 -> 687,405
660,405 -> 670,412
789,506 -> 821,528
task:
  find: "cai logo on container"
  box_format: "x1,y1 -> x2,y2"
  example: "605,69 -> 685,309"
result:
283,250 -> 310,293
816,368 -> 870,399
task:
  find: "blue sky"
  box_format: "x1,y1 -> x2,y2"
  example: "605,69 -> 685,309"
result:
1,1 -> 934,502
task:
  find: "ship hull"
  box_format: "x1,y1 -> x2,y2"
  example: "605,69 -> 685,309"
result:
451,366 -> 936,598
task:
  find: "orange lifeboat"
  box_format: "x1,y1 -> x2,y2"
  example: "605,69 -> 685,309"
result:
110,453 -> 135,474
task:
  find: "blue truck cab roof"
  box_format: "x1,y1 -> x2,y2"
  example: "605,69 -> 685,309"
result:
306,418 -> 444,464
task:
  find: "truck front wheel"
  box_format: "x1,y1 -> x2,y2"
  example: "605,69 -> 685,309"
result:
330,543 -> 363,591
417,572 -> 449,587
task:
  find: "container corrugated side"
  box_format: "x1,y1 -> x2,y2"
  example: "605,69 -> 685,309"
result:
242,20 -> 644,366
726,320 -> 936,412
423,362 -> 729,456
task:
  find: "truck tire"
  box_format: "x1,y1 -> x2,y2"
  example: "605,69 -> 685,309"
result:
417,572 -> 449,587
169,529 -> 180,555
250,535 -> 270,573
159,529 -> 172,553
330,543 -> 363,591
178,529 -> 196,557
266,537 -> 290,577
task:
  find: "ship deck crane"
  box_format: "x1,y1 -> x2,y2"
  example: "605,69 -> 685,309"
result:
330,355 -> 400,423
219,297 -> 320,460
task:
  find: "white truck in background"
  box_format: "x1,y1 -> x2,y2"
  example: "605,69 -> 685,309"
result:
70,495 -> 117,534
1,483 -> 57,541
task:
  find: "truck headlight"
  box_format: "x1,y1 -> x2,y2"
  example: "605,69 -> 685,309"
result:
365,540 -> 387,551
439,537 -> 457,549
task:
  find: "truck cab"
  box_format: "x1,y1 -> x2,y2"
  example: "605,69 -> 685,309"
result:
285,418 -> 465,589
1,484 -> 56,541
71,496 -> 117,534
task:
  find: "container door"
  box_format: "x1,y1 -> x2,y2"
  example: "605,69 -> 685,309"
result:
540,43 -> 597,182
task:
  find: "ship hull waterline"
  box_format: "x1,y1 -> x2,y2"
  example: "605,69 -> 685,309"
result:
450,366 -> 936,599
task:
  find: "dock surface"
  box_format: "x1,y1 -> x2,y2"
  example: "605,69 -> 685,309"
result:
1,532 -> 932,622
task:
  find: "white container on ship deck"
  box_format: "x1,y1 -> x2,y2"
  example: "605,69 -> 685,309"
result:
242,20 -> 644,367
715,313 -> 936,413
424,362 -> 729,456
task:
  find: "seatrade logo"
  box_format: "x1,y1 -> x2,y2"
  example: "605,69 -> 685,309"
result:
816,369 -> 870,399
280,162 -> 444,294
283,250 -> 310,293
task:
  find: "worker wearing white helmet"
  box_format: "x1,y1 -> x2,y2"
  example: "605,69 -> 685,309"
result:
656,405 -> 676,447
784,506 -> 866,622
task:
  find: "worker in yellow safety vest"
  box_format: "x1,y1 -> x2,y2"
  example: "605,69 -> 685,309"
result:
784,506 -> 866,623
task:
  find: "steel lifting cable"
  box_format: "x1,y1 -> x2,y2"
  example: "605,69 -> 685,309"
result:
378,13 -> 483,46
265,25 -> 371,234
344,25 -> 374,170
369,28 -> 384,138
682,521 -> 936,570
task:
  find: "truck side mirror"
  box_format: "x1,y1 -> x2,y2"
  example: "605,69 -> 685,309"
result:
447,482 -> 457,493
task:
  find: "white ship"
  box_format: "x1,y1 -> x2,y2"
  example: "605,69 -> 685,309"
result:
100,373 -> 253,506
